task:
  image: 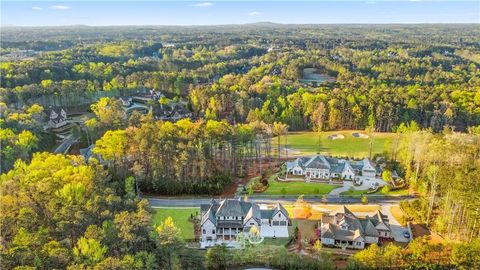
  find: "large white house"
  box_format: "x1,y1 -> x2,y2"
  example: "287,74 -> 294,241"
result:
200,199 -> 290,248
320,207 -> 391,249
286,155 -> 379,180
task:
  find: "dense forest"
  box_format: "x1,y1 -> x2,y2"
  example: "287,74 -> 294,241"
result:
1,25 -> 480,268
1,24 -> 479,133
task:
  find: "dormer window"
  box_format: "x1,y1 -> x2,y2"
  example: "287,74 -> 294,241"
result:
341,224 -> 349,230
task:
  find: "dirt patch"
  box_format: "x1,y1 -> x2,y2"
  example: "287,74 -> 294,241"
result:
352,132 -> 369,138
410,222 -> 445,244
328,134 -> 345,140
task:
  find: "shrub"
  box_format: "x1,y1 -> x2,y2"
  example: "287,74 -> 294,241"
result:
381,185 -> 391,194
205,244 -> 230,270
361,195 -> 368,204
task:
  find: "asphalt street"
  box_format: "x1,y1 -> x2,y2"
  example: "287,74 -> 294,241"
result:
146,195 -> 414,208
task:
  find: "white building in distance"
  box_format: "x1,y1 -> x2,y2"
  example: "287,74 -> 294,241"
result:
286,154 -> 379,181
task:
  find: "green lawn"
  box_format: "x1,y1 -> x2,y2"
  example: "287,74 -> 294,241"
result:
340,187 -> 410,196
263,179 -> 338,195
152,207 -> 199,240
340,189 -> 368,196
272,130 -> 396,158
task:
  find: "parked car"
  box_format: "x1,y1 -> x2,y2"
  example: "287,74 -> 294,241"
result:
403,231 -> 411,239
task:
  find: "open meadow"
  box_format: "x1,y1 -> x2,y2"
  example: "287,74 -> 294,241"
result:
271,130 -> 396,158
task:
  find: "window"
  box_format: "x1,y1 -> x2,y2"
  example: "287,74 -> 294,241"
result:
272,221 -> 279,226
280,221 -> 287,226
212,230 -> 215,234
203,229 -> 206,234
250,222 -> 254,225
278,213 -> 281,217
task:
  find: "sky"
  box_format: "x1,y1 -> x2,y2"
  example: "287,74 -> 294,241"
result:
1,1 -> 479,26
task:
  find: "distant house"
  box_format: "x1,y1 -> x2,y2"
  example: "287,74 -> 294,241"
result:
120,97 -> 133,107
320,206 -> 391,249
152,103 -> 192,121
200,199 -> 290,248
286,155 -> 379,180
47,108 -> 68,129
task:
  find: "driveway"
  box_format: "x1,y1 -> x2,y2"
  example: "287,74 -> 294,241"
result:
381,205 -> 411,243
328,177 -> 387,196
329,181 -> 354,196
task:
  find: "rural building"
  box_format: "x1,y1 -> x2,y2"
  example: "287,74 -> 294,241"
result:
200,199 -> 290,248
320,207 -> 391,249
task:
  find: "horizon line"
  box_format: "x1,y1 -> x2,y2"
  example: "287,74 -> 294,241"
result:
2,22 -> 479,28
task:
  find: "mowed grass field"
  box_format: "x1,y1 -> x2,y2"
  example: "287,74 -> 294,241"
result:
263,179 -> 338,195
271,130 -> 396,158
152,207 -> 199,240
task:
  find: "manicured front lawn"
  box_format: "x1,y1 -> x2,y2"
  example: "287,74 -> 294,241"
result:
263,179 -> 338,195
382,188 -> 409,196
272,130 -> 395,158
152,207 -> 199,240
390,205 -> 407,226
340,189 -> 368,196
340,187 -> 409,196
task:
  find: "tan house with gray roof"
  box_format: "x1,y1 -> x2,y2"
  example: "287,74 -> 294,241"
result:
320,207 -> 391,249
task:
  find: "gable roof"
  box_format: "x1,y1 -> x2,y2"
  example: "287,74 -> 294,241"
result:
216,199 -> 251,217
271,202 -> 289,219
244,203 -> 261,224
304,155 -> 331,169
362,158 -> 376,171
322,208 -> 391,241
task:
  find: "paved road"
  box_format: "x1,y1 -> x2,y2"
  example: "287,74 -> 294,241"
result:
54,134 -> 78,154
146,194 -> 414,208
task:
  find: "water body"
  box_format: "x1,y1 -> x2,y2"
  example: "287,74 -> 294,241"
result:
300,68 -> 336,84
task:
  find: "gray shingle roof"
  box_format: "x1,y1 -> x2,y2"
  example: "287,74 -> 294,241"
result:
304,155 -> 331,169
321,207 -> 390,241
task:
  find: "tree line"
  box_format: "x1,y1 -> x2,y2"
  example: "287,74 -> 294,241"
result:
391,122 -> 480,242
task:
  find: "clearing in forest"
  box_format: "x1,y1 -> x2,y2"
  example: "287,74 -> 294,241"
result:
271,130 -> 396,158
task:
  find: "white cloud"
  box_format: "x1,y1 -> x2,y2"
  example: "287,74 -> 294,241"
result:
50,5 -> 71,10
192,2 -> 213,7
248,11 -> 262,16
32,7 -> 43,11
